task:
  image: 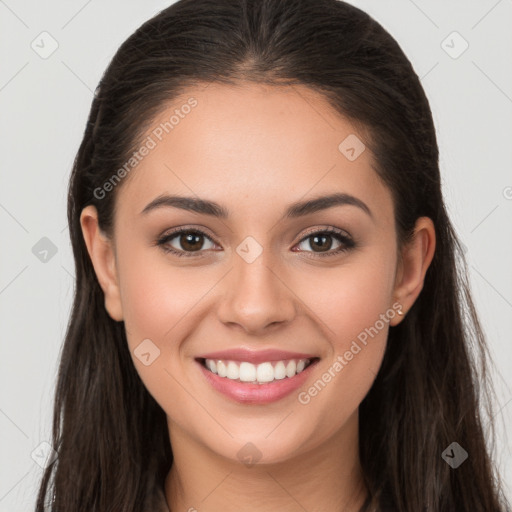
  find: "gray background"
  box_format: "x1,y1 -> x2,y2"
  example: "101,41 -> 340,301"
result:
1,0 -> 511,509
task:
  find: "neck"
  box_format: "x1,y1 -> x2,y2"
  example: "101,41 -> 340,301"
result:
164,411 -> 367,512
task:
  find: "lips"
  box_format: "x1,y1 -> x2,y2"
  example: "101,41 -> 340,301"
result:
197,356 -> 320,404
195,348 -> 319,365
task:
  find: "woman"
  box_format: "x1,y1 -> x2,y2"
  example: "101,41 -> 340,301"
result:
35,0 -> 510,510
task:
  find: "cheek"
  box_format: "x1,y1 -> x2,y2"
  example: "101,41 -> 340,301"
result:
116,240 -> 209,344
292,243 -> 396,345
115,245 -> 211,413
116,243 -> 227,415
290,248 -> 396,424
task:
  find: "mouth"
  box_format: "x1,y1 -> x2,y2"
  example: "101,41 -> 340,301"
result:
195,356 -> 321,404
193,345 -> 322,404
195,356 -> 321,385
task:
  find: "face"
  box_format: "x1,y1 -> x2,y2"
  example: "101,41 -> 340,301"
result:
85,82 -> 412,466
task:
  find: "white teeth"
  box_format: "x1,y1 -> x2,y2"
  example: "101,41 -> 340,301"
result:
239,362 -> 256,382
206,359 -> 217,374
217,360 -> 227,378
203,358 -> 313,384
256,362 -> 274,383
274,361 -> 286,380
285,360 -> 296,378
226,361 -> 239,379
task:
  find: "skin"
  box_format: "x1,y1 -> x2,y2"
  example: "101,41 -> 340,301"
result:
81,82 -> 435,512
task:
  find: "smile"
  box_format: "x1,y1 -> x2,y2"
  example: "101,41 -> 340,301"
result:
196,357 -> 321,404
201,357 -> 315,384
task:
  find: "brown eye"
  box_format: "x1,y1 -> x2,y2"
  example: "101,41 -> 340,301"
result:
157,229 -> 216,257
305,233 -> 335,252
177,232 -> 206,252
294,228 -> 355,257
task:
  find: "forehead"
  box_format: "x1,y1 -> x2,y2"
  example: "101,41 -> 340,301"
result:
114,82 -> 393,225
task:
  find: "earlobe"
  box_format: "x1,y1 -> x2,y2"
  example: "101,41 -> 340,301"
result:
390,216 -> 436,326
80,205 -> 124,322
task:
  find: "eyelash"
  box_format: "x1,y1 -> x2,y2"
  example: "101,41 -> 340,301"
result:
155,226 -> 356,259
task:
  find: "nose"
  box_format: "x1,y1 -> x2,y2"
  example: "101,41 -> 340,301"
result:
217,250 -> 297,335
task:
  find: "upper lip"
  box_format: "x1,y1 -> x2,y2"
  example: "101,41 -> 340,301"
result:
196,348 -> 319,364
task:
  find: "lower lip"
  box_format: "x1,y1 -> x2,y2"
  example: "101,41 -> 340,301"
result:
196,359 -> 319,404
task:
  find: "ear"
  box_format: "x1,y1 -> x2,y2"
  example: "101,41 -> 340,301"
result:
80,205 -> 124,321
390,216 -> 436,326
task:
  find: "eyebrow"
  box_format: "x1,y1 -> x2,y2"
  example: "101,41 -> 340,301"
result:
140,192 -> 373,220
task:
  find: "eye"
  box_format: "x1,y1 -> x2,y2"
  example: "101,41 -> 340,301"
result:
156,226 -> 355,259
156,228 -> 217,258
293,227 -> 355,257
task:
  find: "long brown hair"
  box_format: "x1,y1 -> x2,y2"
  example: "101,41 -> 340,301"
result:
35,0 -> 509,510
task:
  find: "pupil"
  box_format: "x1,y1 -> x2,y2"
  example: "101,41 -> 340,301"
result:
182,233 -> 202,251
312,234 -> 331,252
